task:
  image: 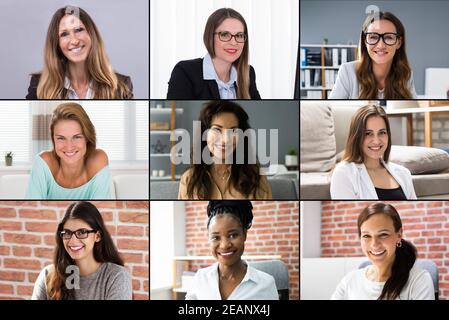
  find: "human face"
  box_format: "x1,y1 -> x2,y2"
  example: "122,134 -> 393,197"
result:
58,14 -> 92,64
213,18 -> 245,65
209,215 -> 246,267
62,218 -> 100,261
365,19 -> 401,66
360,214 -> 402,268
362,116 -> 388,162
53,120 -> 87,165
207,112 -> 239,162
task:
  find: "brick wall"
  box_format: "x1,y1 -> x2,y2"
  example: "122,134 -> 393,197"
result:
321,201 -> 449,299
184,201 -> 299,300
0,201 -> 149,300
413,114 -> 449,149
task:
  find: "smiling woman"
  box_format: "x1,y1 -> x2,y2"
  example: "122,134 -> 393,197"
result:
331,202 -> 434,300
167,8 -> 260,99
330,105 -> 416,200
26,5 -> 133,99
31,201 -> 132,300
25,102 -> 112,199
185,201 -> 278,300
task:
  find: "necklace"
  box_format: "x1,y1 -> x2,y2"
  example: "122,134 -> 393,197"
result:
214,166 -> 230,181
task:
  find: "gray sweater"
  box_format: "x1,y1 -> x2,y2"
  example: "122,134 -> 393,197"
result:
31,262 -> 132,300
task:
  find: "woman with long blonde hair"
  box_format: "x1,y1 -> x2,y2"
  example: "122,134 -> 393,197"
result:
329,11 -> 416,99
26,6 -> 133,99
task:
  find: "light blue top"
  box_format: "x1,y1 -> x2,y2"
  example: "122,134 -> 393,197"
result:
328,60 -> 417,99
26,155 -> 112,199
203,53 -> 237,99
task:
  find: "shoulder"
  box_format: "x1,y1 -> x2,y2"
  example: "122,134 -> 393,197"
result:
333,161 -> 358,174
342,267 -> 365,284
29,73 -> 41,86
175,58 -> 203,70
386,161 -> 411,175
342,61 -> 358,71
249,65 -> 257,76
103,263 -> 130,277
38,151 -> 58,174
248,265 -> 275,284
180,168 -> 194,182
86,149 -> 109,178
195,264 -> 217,278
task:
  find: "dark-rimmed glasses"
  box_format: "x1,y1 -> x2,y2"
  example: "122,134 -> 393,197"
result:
364,32 -> 400,46
214,31 -> 247,43
59,228 -> 96,240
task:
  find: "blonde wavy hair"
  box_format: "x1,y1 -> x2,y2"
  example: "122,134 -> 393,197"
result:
356,11 -> 413,99
203,8 -> 251,99
37,6 -> 131,99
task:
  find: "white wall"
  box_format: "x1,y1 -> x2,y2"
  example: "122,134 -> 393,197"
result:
150,0 -> 299,99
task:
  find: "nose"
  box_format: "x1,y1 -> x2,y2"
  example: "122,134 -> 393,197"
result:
219,238 -> 231,249
229,35 -> 238,45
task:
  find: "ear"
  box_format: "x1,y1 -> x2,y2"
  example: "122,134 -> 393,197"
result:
397,228 -> 403,240
396,37 -> 402,50
95,231 -> 102,242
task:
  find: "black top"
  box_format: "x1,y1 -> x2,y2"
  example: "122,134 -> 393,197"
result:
166,58 -> 261,99
25,72 -> 134,99
375,186 -> 407,200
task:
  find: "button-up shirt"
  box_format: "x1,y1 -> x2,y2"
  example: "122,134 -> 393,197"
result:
203,53 -> 237,99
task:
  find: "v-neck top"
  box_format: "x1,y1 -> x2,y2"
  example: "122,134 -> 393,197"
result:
178,168 -> 272,199
26,155 -> 112,199
185,262 -> 278,300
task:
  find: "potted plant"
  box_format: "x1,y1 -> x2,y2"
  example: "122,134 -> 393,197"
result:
285,148 -> 298,167
5,152 -> 13,166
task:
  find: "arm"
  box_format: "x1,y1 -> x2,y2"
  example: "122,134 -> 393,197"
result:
405,168 -> 417,200
167,62 -> 195,99
249,66 -> 261,99
410,270 -> 435,300
330,163 -> 359,199
31,267 -> 49,300
124,76 -> 134,99
105,269 -> 133,300
178,171 -> 189,199
87,150 -> 112,199
26,74 -> 39,99
330,277 -> 347,300
185,272 -> 199,300
328,63 -> 351,99
25,157 -> 48,199
258,175 -> 272,199
409,73 -> 418,99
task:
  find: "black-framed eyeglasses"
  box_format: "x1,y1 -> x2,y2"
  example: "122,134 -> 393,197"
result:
364,32 -> 400,46
214,31 -> 247,43
59,228 -> 96,240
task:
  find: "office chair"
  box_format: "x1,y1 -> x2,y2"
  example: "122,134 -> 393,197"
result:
359,259 -> 439,300
249,260 -> 289,300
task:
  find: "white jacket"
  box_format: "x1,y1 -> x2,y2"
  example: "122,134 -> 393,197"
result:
330,160 -> 417,200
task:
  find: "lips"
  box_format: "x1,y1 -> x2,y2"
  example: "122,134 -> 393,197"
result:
224,48 -> 238,55
218,250 -> 237,258
63,151 -> 78,157
368,145 -> 383,151
369,249 -> 386,257
373,50 -> 388,56
69,45 -> 85,54
68,245 -> 84,254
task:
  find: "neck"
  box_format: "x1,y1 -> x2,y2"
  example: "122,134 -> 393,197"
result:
68,62 -> 89,88
212,57 -> 232,82
60,160 -> 85,179
75,256 -> 102,277
218,260 -> 245,280
364,157 -> 383,170
372,62 -> 392,90
369,261 -> 393,282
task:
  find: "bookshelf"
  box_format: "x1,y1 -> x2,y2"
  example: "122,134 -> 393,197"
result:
150,101 -> 183,181
300,44 -> 358,99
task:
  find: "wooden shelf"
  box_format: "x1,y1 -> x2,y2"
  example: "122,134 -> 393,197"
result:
150,108 -> 183,115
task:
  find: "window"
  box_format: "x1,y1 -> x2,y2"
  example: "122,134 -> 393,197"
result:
0,102 -> 31,163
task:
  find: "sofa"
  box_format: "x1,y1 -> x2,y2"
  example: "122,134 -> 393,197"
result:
300,101 -> 449,199
0,174 -> 149,199
150,177 -> 299,199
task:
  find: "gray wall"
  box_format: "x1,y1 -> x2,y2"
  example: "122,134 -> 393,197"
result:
300,0 -> 449,95
0,0 -> 148,99
150,101 -> 299,178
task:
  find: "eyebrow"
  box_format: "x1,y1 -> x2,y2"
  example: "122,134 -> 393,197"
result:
365,129 -> 387,132
210,229 -> 240,235
211,124 -> 238,129
361,229 -> 391,234
55,133 -> 84,137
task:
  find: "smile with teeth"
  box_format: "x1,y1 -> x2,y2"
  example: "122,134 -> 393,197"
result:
69,245 -> 84,253
64,151 -> 78,157
69,45 -> 85,53
370,249 -> 386,256
218,250 -> 236,257
368,145 -> 383,151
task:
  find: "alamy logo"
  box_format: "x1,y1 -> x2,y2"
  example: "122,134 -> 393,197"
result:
65,265 -> 80,290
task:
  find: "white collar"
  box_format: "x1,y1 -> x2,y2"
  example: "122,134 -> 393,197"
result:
203,53 -> 237,85
64,76 -> 94,99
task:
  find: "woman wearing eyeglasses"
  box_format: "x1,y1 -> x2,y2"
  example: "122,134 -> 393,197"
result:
31,201 -> 132,300
167,8 -> 260,99
329,11 -> 416,99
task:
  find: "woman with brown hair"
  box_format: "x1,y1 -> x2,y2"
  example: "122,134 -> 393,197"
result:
32,201 -> 132,300
178,101 -> 271,199
330,105 -> 416,199
331,202 -> 434,300
329,11 -> 416,99
167,8 -> 260,99
26,102 -> 112,199
26,5 -> 133,99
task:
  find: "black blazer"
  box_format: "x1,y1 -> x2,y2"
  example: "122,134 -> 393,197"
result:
26,72 -> 134,99
167,58 -> 261,99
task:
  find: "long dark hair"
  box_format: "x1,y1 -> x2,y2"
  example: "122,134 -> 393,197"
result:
185,101 -> 264,199
356,11 -> 413,99
358,202 -> 417,300
46,201 -> 124,300
343,105 -> 392,163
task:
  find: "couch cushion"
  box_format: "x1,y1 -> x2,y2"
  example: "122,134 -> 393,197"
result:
390,145 -> 449,174
300,102 -> 336,172
412,173 -> 449,197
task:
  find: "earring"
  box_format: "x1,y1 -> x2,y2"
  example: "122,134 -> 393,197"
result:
396,240 -> 402,248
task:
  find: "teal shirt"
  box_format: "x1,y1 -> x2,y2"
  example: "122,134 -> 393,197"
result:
26,155 -> 112,199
